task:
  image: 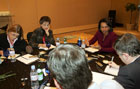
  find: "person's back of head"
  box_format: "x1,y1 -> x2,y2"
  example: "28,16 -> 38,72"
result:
114,33 -> 140,57
47,44 -> 92,89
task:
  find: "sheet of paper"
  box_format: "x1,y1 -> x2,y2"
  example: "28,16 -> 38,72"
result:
16,54 -> 39,65
85,47 -> 99,53
104,65 -> 119,76
87,57 -> 98,62
8,54 -> 20,59
39,45 -> 56,50
44,87 -> 56,89
92,71 -> 114,85
39,47 -> 48,50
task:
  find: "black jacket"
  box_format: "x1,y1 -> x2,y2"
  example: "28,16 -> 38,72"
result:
29,28 -> 55,48
115,57 -> 140,89
0,33 -> 28,54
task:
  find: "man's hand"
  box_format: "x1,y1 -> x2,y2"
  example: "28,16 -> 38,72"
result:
108,61 -> 120,69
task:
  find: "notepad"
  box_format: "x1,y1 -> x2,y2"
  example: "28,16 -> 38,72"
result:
92,71 -> 114,85
104,65 -> 119,76
16,54 -> 39,65
85,47 -> 99,53
8,54 -> 20,59
39,45 -> 56,50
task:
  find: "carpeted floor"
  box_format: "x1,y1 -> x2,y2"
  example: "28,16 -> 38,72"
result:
54,27 -> 140,43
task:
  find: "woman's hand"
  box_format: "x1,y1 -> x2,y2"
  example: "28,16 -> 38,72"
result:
95,45 -> 101,50
38,44 -> 46,48
26,45 -> 33,54
85,39 -> 89,46
45,26 -> 50,36
90,45 -> 101,50
0,50 -> 3,56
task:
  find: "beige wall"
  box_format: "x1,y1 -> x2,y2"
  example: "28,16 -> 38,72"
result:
111,0 -> 139,26
0,0 -> 9,11
0,0 -> 111,38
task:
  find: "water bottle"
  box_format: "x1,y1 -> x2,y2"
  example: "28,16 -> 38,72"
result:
37,68 -> 43,85
30,65 -> 39,89
56,38 -> 60,46
8,48 -> 16,62
9,48 -> 15,56
77,37 -> 82,47
64,37 -> 67,44
81,39 -> 86,48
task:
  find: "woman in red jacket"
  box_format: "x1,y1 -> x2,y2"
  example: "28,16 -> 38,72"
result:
87,18 -> 118,53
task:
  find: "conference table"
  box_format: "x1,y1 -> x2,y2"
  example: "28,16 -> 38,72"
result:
0,45 -> 124,89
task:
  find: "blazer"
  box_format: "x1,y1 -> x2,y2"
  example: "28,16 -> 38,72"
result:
115,57 -> 140,89
0,33 -> 28,54
89,31 -> 118,53
29,27 -> 55,48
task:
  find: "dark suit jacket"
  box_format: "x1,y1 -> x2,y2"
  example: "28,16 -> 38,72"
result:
0,33 -> 28,54
115,57 -> 140,89
29,28 -> 55,48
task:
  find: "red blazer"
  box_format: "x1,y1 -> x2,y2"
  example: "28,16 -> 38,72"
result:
89,31 -> 118,53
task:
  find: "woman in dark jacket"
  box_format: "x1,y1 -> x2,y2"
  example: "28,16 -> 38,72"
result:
0,24 -> 32,55
29,16 -> 55,48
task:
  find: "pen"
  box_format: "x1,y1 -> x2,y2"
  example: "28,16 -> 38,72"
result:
111,56 -> 114,62
110,56 -> 114,68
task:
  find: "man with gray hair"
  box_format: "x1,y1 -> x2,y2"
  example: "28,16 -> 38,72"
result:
109,33 -> 140,89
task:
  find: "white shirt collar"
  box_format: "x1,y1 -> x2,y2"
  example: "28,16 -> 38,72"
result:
7,35 -> 18,48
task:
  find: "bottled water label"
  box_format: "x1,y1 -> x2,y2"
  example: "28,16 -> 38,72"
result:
38,74 -> 43,81
56,42 -> 60,46
9,50 -> 15,56
31,75 -> 38,81
81,44 -> 86,48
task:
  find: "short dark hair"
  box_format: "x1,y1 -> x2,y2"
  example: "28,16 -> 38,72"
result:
98,18 -> 113,32
8,24 -> 23,39
114,33 -> 140,56
39,16 -> 51,24
47,44 -> 92,89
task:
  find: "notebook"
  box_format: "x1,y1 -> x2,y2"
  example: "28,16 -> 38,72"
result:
16,54 -> 39,65
39,45 -> 56,50
92,71 -> 114,84
85,47 -> 99,53
104,65 -> 119,76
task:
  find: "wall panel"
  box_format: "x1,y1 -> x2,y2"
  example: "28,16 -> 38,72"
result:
0,0 -> 111,38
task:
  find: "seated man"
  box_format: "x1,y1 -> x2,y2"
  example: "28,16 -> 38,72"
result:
109,33 -> 140,89
46,44 -> 123,89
